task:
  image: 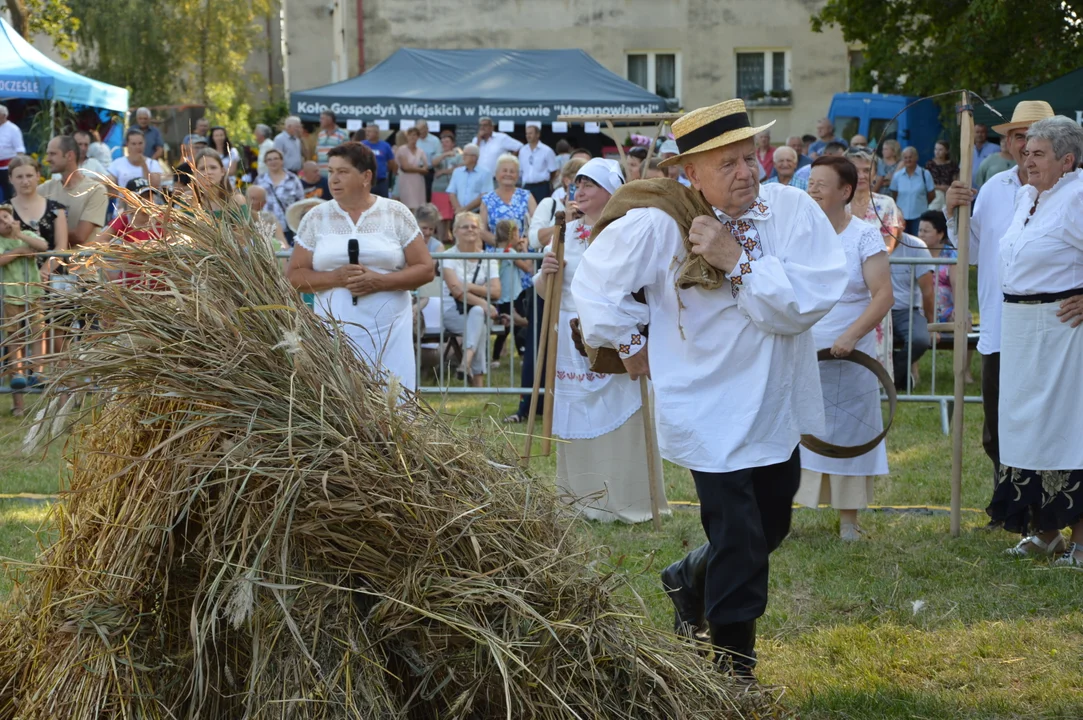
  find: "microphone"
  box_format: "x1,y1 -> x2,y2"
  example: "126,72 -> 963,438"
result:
347,238 -> 359,306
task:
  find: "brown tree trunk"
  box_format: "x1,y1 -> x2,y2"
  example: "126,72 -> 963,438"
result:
6,0 -> 29,37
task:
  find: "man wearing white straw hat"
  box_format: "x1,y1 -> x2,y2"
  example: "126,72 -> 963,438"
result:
944,100 -> 1054,528
572,99 -> 847,680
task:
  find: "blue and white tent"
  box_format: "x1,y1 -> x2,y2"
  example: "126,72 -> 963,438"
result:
0,17 -> 128,113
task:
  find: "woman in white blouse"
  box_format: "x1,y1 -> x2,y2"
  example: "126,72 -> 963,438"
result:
287,142 -> 435,393
988,116 -> 1083,565
441,212 -> 501,386
536,158 -> 667,523
797,156 -> 894,540
528,158 -> 586,250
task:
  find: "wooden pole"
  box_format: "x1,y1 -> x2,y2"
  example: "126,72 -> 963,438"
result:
605,119 -> 627,169
950,92 -> 975,538
639,377 -> 663,531
521,212 -> 567,465
540,228 -> 567,456
519,292 -> 552,465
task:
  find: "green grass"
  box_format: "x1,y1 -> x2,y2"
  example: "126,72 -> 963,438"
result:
1,347 -> 1080,718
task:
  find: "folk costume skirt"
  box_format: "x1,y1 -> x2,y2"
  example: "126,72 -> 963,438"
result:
987,298 -> 1083,532
552,309 -> 667,523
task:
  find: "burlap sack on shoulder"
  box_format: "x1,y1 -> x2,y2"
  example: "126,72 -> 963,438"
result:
577,179 -> 724,373
588,178 -> 725,291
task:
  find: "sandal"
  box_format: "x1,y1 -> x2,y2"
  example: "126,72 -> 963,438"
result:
1005,534 -> 1067,558
1053,542 -> 1083,567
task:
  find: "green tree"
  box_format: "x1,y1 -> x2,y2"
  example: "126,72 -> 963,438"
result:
6,0 -> 78,57
68,0 -> 273,109
812,0 -> 1083,102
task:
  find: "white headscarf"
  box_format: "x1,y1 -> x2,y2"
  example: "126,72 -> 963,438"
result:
575,158 -> 625,195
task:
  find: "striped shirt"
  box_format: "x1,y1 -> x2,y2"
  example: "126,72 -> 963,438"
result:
317,127 -> 349,176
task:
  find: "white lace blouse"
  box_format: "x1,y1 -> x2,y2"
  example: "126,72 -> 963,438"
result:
295,197 -> 422,274
837,217 -> 887,304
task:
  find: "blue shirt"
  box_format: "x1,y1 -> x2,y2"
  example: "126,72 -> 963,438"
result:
791,164 -> 811,191
362,140 -> 395,180
889,167 -> 934,220
809,137 -> 848,156
482,188 -> 534,290
137,125 -> 164,157
446,166 -> 494,208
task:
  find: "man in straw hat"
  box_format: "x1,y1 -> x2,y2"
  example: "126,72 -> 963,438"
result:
572,99 -> 847,680
944,100 -> 1055,528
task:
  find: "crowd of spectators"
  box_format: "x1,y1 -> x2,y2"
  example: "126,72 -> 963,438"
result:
0,105 -> 990,427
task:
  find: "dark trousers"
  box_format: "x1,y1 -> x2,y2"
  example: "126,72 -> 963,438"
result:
524,181 -> 551,204
373,178 -> 389,198
892,307 -> 931,390
904,217 -> 922,235
0,168 -> 10,203
516,293 -> 545,418
981,352 -> 1000,488
424,169 -> 435,203
674,448 -> 801,626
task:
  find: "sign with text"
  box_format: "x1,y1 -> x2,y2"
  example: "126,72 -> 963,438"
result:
291,100 -> 666,124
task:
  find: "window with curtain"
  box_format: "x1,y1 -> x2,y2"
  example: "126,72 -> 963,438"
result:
625,51 -> 681,101
772,52 -> 787,92
736,53 -> 765,98
655,54 -> 676,98
627,54 -> 649,91
736,50 -> 791,101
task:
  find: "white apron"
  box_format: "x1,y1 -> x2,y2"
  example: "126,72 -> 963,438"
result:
552,308 -> 642,440
1000,301 -> 1083,470
799,299 -> 889,476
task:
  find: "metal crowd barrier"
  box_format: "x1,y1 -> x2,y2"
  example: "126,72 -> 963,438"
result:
1,250 -> 980,434
889,255 -> 981,435
415,250 -> 544,397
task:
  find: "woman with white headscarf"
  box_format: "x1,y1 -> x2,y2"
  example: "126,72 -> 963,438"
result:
535,158 -> 668,523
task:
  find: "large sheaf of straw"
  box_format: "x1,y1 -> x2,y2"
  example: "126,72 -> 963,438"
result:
0,195 -> 780,718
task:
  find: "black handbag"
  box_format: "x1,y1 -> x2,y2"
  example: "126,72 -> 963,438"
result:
454,260 -> 484,314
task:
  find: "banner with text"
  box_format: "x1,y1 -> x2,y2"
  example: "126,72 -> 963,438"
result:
291,99 -> 665,124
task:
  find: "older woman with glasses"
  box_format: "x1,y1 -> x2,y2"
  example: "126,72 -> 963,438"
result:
846,147 -> 905,380
985,116 -> 1083,566
798,156 -> 893,540
441,212 -> 501,386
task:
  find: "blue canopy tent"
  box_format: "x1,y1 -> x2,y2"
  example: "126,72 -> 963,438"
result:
0,17 -> 128,113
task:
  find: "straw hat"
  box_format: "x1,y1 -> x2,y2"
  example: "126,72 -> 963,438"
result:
658,99 -> 775,168
286,197 -> 325,233
992,100 -> 1055,135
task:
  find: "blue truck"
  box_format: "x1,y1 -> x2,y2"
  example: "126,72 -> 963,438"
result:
828,92 -> 944,164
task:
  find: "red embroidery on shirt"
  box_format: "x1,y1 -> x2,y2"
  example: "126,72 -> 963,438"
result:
556,370 -> 607,382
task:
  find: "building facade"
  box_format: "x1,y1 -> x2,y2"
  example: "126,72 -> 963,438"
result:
275,0 -> 850,141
